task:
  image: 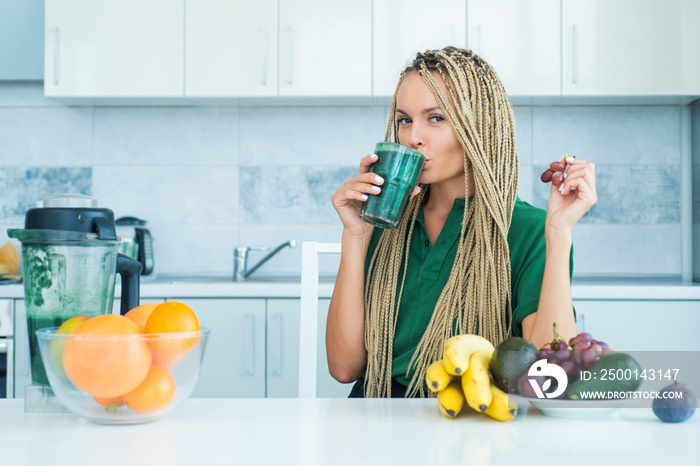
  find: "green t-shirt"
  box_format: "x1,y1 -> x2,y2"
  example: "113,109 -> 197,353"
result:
364,197 -> 574,388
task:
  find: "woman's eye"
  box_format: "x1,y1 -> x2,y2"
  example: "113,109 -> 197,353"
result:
429,115 -> 444,123
396,117 -> 411,125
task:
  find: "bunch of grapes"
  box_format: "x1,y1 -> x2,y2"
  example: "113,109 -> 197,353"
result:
517,325 -> 613,398
540,154 -> 575,186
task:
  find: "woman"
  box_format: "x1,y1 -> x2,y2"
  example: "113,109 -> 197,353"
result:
328,47 -> 597,398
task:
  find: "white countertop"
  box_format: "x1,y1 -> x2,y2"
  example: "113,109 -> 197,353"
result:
0,398 -> 697,466
1,275 -> 699,300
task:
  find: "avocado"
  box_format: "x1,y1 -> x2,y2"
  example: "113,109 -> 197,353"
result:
489,337 -> 539,393
568,352 -> 642,400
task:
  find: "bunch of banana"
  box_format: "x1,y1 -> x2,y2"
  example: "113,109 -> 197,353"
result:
426,334 -> 517,422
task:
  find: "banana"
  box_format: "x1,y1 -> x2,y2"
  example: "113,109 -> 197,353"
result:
437,380 -> 465,419
442,334 -> 495,375
426,359 -> 455,392
484,384 -> 518,422
462,350 -> 493,412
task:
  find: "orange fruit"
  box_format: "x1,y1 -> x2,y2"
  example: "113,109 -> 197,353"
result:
93,394 -> 126,412
63,315 -> 152,398
124,365 -> 176,414
125,303 -> 160,332
144,301 -> 200,357
151,349 -> 183,369
49,315 -> 91,377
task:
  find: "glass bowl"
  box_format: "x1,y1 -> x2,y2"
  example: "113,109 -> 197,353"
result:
36,327 -> 209,424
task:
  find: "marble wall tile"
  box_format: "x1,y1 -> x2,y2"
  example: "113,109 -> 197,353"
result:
148,224 -> 239,275
239,106 -> 387,166
0,167 -> 91,223
240,166 -> 355,224
92,165 -> 238,224
0,82 -> 61,107
237,224 -> 344,276
512,106 -> 533,164
0,107 -> 93,165
532,164 -> 681,224
532,106 -> 680,164
572,224 -> 681,275
93,107 -> 238,166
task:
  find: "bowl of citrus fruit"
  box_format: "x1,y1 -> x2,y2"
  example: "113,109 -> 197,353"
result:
36,301 -> 209,424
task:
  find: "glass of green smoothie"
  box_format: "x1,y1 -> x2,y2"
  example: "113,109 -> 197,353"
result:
359,142 -> 425,229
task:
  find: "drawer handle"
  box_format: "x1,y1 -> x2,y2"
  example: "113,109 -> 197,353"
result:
275,313 -> 283,377
52,26 -> 60,85
247,313 -> 255,376
288,26 -> 294,85
572,24 -> 578,84
261,26 -> 268,85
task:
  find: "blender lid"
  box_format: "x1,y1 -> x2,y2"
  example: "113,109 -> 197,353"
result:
13,193 -> 118,241
116,216 -> 147,226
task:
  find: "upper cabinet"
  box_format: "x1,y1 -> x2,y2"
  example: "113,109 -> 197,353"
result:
186,0 -> 277,97
278,0 -> 371,96
0,0 -> 44,80
562,0 -> 700,96
40,0 -> 700,101
373,0 -> 467,97
467,0 -> 560,96
44,0 -> 184,97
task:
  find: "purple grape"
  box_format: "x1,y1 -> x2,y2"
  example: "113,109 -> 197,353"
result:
518,373 -> 545,398
582,350 -> 598,366
590,343 -> 603,356
538,348 -> 555,362
569,336 -> 578,346
597,341 -> 610,350
573,351 -> 584,365
555,348 -> 571,362
574,339 -> 592,351
577,332 -> 592,343
550,161 -> 565,172
560,360 -> 577,378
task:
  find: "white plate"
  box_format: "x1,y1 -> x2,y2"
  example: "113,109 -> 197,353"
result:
510,394 -> 628,419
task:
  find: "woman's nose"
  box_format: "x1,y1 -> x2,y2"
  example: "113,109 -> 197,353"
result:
406,125 -> 424,149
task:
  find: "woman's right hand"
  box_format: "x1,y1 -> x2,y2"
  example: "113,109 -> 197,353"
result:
331,154 -> 384,237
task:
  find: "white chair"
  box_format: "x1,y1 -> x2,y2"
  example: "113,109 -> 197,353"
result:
298,241 -> 341,398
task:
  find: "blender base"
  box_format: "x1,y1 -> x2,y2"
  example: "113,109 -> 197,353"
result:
24,384 -> 70,413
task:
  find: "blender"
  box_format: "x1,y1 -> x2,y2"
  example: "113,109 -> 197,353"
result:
8,194 -> 142,412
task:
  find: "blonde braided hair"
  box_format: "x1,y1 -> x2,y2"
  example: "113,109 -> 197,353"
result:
363,47 -> 519,398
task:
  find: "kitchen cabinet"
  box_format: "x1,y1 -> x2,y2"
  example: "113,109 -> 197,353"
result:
180,298 -> 266,398
562,0 -> 700,96
278,0 -> 371,96
0,0 -> 44,80
373,0 -> 467,97
266,298 -> 352,398
185,0 -> 278,97
467,0 -> 560,96
573,300 -> 700,351
44,0 -> 184,97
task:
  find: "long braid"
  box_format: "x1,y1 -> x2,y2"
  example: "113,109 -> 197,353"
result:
363,47 -> 519,398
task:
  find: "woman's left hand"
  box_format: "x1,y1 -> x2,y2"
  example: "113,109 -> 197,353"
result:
543,156 -> 597,234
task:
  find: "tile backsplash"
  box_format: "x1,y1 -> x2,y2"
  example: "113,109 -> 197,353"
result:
0,82 -> 695,278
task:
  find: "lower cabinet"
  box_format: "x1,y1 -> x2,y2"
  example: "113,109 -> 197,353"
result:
180,298 -> 266,398
573,300 -> 700,351
266,298 -> 353,398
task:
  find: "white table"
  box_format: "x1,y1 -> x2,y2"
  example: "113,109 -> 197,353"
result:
0,398 -> 698,466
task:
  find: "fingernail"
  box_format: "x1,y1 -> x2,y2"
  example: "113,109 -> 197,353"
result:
416,186 -> 422,193
565,156 -> 575,163
371,185 -> 380,192
559,184 -> 565,193
375,175 -> 384,184
370,153 -> 378,158
361,194 -> 368,200
570,186 -> 576,191
563,172 -> 567,180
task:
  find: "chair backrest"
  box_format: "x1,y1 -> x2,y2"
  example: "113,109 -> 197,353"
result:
298,241 -> 341,398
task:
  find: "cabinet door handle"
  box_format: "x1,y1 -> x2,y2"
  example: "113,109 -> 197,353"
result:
275,313 -> 283,376
0,342 -> 7,352
52,26 -> 60,85
261,26 -> 268,85
572,24 -> 578,84
247,312 -> 255,376
287,26 -> 294,85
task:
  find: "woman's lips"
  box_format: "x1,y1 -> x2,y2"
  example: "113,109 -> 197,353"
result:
422,159 -> 430,168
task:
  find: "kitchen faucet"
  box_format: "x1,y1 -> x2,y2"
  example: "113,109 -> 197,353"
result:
233,240 -> 297,281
